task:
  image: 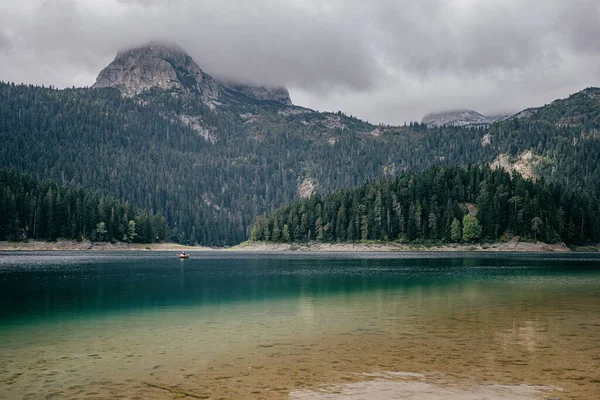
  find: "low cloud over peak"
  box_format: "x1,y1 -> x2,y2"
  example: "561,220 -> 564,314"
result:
1,0 -> 599,124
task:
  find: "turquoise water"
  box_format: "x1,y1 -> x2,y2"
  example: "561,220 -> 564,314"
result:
0,252 -> 599,399
2,251 -> 599,326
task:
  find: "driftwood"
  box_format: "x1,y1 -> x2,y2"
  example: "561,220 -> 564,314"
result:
142,381 -> 209,399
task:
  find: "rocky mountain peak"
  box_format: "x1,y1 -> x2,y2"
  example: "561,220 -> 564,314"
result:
422,109 -> 502,127
93,41 -> 220,103
93,41 -> 293,106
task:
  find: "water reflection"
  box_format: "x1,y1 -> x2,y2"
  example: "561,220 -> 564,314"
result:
0,253 -> 599,399
1,253 -> 599,327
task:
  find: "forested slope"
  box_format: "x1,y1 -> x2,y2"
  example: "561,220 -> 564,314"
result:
1,82 -> 600,245
0,168 -> 169,242
251,165 -> 598,245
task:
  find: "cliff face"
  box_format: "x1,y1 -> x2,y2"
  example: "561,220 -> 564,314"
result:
93,42 -> 220,103
93,42 -> 292,106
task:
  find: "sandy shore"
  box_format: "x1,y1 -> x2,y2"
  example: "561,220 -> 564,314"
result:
0,239 -> 580,252
0,240 -> 212,251
232,239 -> 573,252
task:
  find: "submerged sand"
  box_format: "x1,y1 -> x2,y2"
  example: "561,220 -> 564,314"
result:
1,276 -> 598,400
291,373 -> 553,400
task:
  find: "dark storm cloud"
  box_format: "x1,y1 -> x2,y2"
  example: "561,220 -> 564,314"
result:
0,0 -> 599,123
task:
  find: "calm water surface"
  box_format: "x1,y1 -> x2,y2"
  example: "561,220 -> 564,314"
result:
0,252 -> 599,399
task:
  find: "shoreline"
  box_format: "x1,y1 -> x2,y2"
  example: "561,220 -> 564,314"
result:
231,240 -> 574,252
0,240 -> 213,252
0,239 -> 585,252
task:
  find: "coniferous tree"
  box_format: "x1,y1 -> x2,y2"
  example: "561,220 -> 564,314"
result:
450,218 -> 462,242
2,83 -> 600,245
252,165 -> 598,245
0,168 -> 169,242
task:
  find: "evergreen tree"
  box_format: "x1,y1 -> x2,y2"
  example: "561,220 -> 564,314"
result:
95,222 -> 108,242
252,165 -> 597,245
2,83 -> 600,246
282,224 -> 291,242
0,168 -> 168,243
462,214 -> 482,242
450,218 -> 462,242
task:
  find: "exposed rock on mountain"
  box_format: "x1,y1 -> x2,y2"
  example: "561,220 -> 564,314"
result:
422,109 -> 504,127
4,42 -> 600,246
93,41 -> 293,107
298,178 -> 316,199
220,82 -> 292,106
93,42 -> 220,103
490,150 -> 541,180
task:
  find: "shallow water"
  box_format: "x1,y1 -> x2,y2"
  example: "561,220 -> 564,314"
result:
0,251 -> 599,399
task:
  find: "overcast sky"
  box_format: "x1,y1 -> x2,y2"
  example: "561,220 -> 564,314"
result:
1,0 -> 599,124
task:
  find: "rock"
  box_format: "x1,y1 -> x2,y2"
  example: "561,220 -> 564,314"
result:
422,109 -> 506,127
93,41 -> 293,107
93,41 -> 220,106
490,150 -> 541,180
298,178 -> 316,199
220,82 -> 292,105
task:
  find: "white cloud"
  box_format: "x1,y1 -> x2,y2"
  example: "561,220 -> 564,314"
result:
0,0 -> 599,123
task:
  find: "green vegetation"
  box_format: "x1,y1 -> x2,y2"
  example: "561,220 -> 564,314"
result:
251,165 -> 599,245
0,168 -> 169,242
516,87 -> 600,128
1,82 -> 600,245
462,214 -> 482,242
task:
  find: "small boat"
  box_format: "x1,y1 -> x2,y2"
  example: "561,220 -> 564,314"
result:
178,252 -> 190,259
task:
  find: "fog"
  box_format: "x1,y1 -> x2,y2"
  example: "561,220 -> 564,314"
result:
1,0 -> 598,123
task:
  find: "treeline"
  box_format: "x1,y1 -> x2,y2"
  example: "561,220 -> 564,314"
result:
0,168 -> 169,242
1,82 -> 600,245
251,165 -> 599,245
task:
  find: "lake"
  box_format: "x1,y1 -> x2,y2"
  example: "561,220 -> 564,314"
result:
0,251 -> 599,399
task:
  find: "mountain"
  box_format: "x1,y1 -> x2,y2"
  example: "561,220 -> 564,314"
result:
512,87 -> 600,128
1,42 -> 600,245
219,82 -> 293,106
93,42 -> 292,107
93,42 -> 220,103
422,109 -> 507,127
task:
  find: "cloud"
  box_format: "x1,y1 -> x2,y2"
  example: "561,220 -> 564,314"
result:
115,0 -> 160,6
0,0 -> 599,123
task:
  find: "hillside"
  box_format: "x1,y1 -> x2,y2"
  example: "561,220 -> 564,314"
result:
0,82 -> 504,245
251,165 -> 598,245
0,168 -> 169,242
513,87 -> 600,128
1,43 -> 600,245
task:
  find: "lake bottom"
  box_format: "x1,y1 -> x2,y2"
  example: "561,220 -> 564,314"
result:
0,254 -> 599,399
